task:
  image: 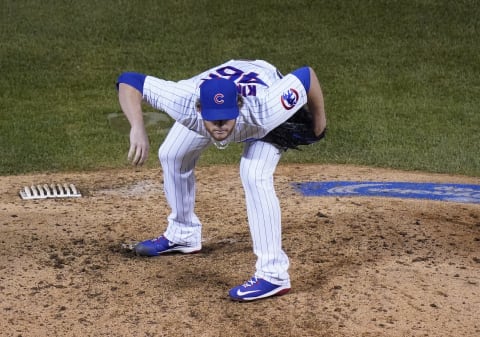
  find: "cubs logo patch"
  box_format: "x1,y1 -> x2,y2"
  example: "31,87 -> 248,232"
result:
214,93 -> 225,104
280,88 -> 299,110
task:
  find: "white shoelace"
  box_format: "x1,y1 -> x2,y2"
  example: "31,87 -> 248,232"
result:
243,277 -> 259,287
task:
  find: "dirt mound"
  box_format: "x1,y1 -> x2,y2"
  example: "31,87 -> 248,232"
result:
1,164 -> 479,337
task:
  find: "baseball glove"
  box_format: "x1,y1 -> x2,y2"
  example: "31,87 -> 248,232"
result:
262,106 -> 326,151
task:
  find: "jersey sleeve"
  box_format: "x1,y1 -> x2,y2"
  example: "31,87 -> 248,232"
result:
117,72 -> 146,92
259,71 -> 310,132
141,76 -> 199,129
291,66 -> 311,92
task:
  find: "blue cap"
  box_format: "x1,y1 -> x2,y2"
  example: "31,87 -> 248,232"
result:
200,78 -> 239,121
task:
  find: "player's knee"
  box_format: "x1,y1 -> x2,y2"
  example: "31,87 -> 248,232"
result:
240,161 -> 272,187
239,160 -> 252,182
158,145 -> 174,166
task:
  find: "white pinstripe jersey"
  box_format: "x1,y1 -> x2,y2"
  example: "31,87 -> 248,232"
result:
142,59 -> 309,143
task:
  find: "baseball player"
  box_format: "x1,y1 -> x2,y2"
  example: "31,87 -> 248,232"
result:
117,59 -> 326,301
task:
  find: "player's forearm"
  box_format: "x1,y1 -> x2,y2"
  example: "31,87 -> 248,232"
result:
307,68 -> 327,137
118,83 -> 145,129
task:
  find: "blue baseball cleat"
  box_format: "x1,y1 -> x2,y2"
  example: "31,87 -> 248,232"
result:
229,277 -> 291,301
134,236 -> 201,256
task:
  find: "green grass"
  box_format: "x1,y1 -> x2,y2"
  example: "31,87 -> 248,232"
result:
1,0 -> 479,176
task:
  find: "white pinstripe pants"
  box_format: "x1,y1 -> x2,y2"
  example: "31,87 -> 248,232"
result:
159,122 -> 290,286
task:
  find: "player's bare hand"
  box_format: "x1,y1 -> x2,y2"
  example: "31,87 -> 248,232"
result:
128,126 -> 149,166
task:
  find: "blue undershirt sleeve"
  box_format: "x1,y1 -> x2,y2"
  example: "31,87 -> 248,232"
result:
291,66 -> 311,92
116,72 -> 147,93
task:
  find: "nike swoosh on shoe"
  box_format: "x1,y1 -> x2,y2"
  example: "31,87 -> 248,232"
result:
236,289 -> 261,296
